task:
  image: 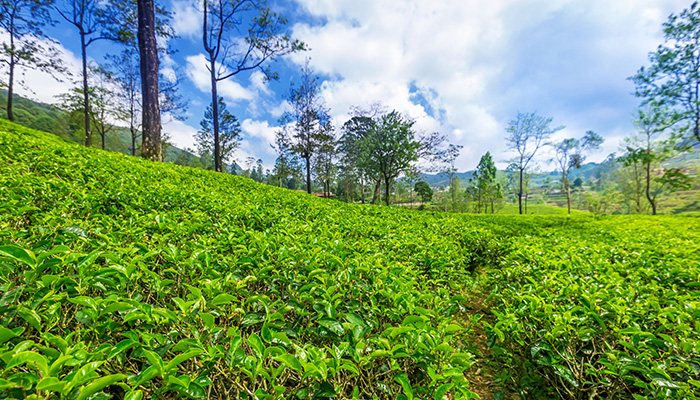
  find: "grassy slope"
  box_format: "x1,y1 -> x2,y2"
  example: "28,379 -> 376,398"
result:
1,120 -> 698,399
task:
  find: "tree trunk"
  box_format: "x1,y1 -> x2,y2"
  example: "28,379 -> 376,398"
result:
7,53 -> 15,122
7,22 -> 16,122
384,176 -> 391,206
360,177 -> 365,204
209,57 -> 222,172
305,156 -> 311,194
518,168 -> 524,214
645,160 -> 656,215
131,124 -> 137,156
80,31 -> 92,147
346,181 -> 350,202
138,0 -> 162,162
371,178 -> 381,204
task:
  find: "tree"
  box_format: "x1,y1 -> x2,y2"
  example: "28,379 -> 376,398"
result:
107,48 -> 141,155
338,115 -> 375,203
56,0 -> 110,148
277,60 -> 332,194
101,0 -> 181,157
506,112 -> 563,214
56,66 -> 123,150
616,146 -> 646,214
620,104 -> 692,214
313,130 -> 336,197
271,132 -> 301,188
361,110 -> 420,206
195,96 -> 241,165
551,130 -> 603,214
1,0 -> 62,122
471,152 -> 502,213
137,0 -> 161,161
439,144 -> 463,212
202,0 -> 303,172
631,2 -> 700,144
414,181 -> 433,205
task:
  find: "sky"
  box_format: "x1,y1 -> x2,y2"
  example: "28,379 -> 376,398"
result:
3,0 -> 692,172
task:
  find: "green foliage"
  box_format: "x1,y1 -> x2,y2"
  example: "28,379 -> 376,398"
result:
361,110 -> 420,206
469,152 -> 502,213
194,96 -> 241,164
414,181 -> 433,204
632,1 -> 700,143
0,120 -> 487,399
484,215 -> 700,399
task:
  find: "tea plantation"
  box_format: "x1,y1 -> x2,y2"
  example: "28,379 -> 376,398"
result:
0,119 -> 698,399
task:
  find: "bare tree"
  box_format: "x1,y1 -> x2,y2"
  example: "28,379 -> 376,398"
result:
506,112 -> 563,214
202,0 -> 304,172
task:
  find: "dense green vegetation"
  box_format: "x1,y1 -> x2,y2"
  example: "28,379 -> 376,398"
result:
1,121 -> 699,399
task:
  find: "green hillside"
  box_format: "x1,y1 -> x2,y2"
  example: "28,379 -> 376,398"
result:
0,91 -> 193,165
1,120 -> 699,399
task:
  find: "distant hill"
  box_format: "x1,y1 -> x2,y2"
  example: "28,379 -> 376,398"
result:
0,91 -> 195,164
420,146 -> 699,189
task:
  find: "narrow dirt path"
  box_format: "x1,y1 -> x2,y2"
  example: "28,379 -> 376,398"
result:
463,289 -> 497,399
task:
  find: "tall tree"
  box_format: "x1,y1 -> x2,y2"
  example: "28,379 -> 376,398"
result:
102,0 -> 181,157
277,60 -> 332,194
137,0 -> 161,161
551,130 -> 603,214
202,0 -> 303,172
1,0 -> 62,122
195,96 -> 241,166
361,110 -> 420,206
107,48 -> 141,155
621,104 -> 692,215
506,111 -> 563,214
472,152 -> 501,213
56,0 -> 109,147
631,2 -> 700,143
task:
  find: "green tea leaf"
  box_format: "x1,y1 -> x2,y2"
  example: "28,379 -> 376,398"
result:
275,354 -> 302,373
0,245 -> 36,267
76,374 -> 127,400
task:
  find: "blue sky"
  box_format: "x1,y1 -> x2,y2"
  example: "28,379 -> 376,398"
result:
3,0 -> 691,171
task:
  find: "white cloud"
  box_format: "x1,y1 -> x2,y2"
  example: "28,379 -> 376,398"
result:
163,115 -> 198,150
290,0 -> 689,170
241,118 -> 277,145
171,0 -> 202,40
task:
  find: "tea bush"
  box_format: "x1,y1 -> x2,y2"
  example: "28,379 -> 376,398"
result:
1,119 -> 698,399
484,215 -> 700,399
0,120 -> 496,399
